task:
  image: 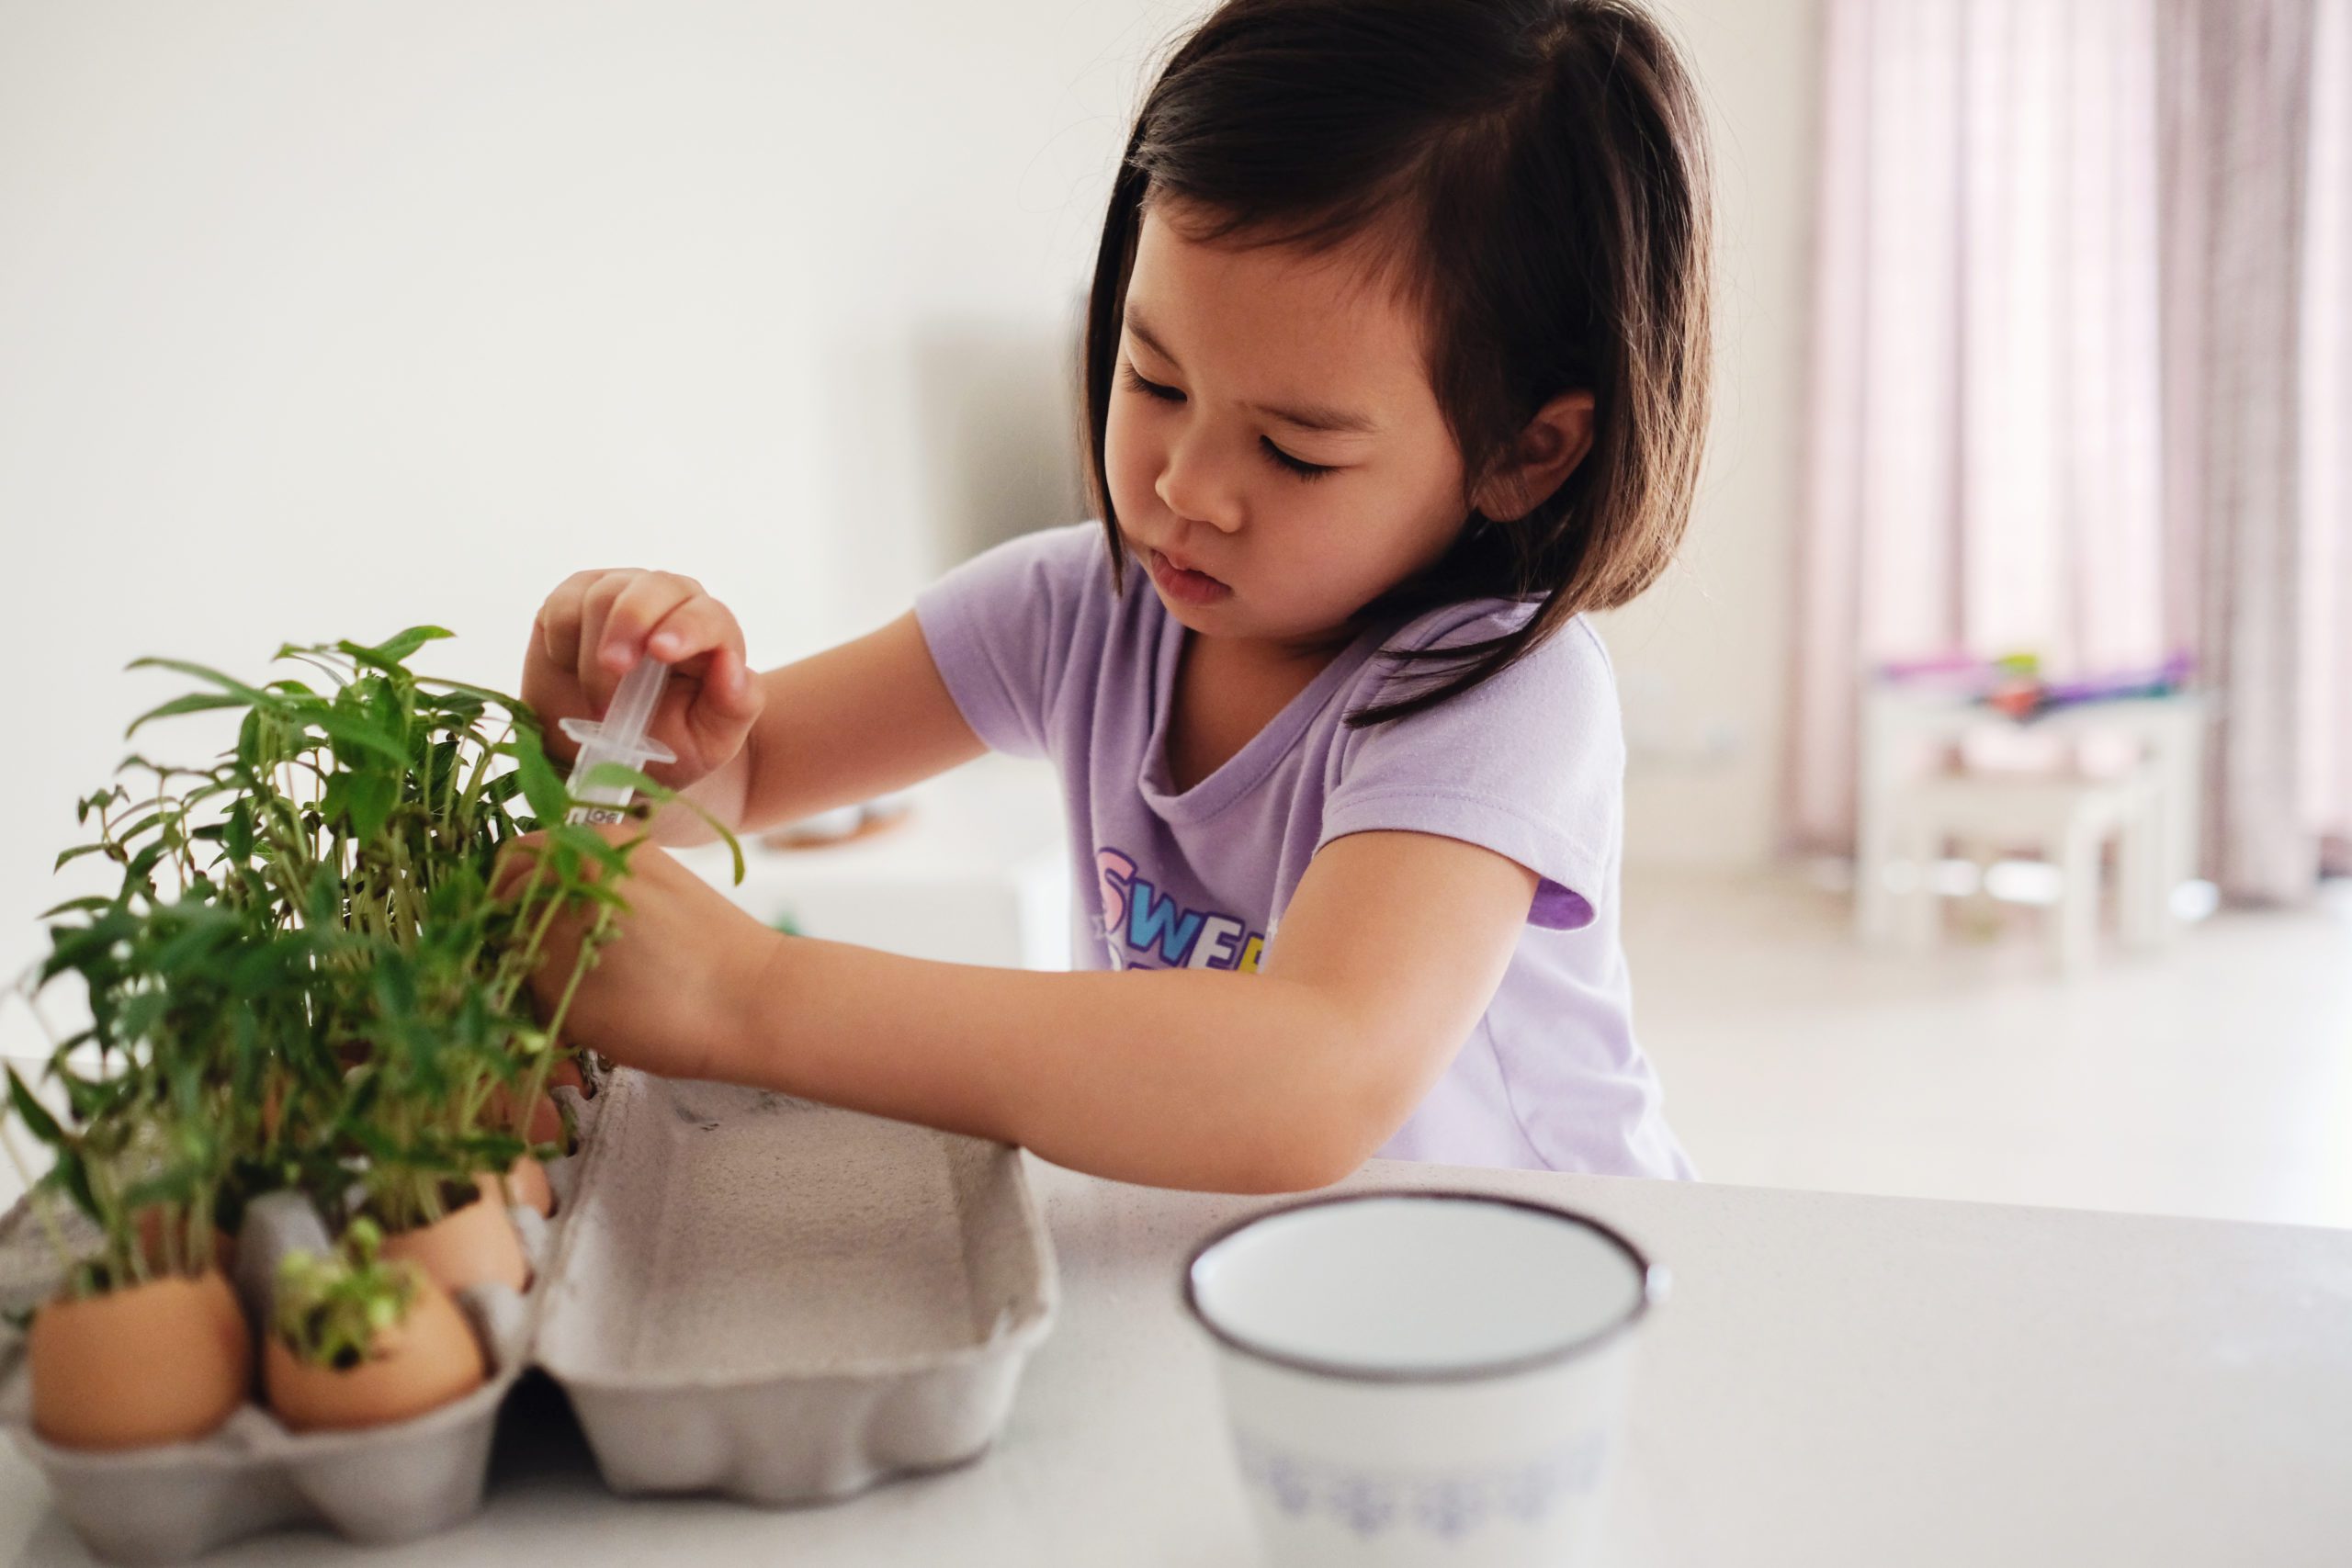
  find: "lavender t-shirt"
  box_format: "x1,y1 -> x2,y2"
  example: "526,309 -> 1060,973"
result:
914,523 -> 1694,1180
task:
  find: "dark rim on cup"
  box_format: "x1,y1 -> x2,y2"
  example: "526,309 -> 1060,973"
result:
1181,1189 -> 1666,1385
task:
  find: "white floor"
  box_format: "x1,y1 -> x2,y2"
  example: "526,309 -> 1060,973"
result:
1622,867 -> 2352,1230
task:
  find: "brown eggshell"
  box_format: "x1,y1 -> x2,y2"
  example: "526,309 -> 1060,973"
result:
29,1270 -> 252,1451
264,1275 -> 487,1433
485,1156 -> 555,1219
379,1188 -> 531,1296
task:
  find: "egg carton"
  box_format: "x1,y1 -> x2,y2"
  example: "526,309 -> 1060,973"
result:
0,1070 -> 1061,1563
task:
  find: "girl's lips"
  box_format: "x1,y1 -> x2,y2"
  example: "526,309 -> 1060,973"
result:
1146,547 -> 1232,606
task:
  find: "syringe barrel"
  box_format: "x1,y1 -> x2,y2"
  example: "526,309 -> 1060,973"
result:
603,657 -> 668,755
561,744 -> 624,824
558,656 -> 678,825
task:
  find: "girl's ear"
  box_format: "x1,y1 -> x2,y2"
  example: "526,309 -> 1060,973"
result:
1470,390 -> 1598,522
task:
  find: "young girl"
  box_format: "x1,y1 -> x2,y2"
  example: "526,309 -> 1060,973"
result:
520,0 -> 1712,1192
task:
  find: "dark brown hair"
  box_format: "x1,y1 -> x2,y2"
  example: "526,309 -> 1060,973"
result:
1082,0 -> 1714,725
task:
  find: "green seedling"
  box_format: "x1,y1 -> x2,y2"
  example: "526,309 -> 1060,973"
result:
6,627 -> 739,1298
272,1218 -> 420,1370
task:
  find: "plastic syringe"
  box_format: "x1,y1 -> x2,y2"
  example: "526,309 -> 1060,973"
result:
558,655 -> 677,825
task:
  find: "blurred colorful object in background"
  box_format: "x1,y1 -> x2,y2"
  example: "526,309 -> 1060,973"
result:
1876,651 -> 2196,722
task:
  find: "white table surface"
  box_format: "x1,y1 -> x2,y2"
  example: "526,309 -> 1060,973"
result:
6,1159 -> 2348,1567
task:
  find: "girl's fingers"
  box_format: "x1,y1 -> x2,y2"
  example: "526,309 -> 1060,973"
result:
541,572 -> 754,773
699,646 -> 765,724
639,596 -> 760,736
600,574 -> 702,672
678,649 -> 763,761
639,594 -> 743,670
575,573 -> 638,702
536,569 -> 614,677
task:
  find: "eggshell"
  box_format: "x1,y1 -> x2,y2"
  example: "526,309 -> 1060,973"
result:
379,1189 -> 530,1296
28,1270 -> 252,1451
264,1275 -> 487,1433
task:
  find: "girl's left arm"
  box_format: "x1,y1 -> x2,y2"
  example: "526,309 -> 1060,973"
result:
539,829 -> 1537,1193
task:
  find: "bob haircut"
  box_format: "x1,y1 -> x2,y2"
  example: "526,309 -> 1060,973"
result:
1081,0 -> 1715,726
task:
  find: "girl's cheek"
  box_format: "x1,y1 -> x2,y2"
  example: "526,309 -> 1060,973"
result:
1103,408 -> 1161,521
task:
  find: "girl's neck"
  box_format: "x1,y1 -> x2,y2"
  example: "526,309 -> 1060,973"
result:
1164,627 -> 1348,794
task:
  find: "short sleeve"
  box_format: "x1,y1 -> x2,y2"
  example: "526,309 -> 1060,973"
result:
912,524 -> 1108,761
1319,614 -> 1624,931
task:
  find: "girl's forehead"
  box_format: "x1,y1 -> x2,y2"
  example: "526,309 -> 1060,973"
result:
1124,206 -> 1437,416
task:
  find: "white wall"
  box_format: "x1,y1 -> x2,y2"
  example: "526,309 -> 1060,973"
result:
0,0 -> 1819,1025
0,0 -> 1187,1004
1601,0 -> 1819,869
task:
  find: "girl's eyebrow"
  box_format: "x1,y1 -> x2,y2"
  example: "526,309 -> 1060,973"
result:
1124,306 -> 1382,435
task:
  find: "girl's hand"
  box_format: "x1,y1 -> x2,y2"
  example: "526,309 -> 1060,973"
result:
508,827 -> 774,1085
525,570 -> 766,791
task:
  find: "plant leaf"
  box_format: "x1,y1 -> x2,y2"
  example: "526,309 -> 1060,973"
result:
345,626 -> 453,669
6,1066 -> 65,1148
302,697 -> 408,767
52,842 -> 111,872
37,896 -> 116,919
127,656 -> 278,708
343,771 -> 395,846
507,728 -> 568,827
124,690 -> 252,738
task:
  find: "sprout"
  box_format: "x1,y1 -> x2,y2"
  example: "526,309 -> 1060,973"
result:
274,1218 -> 423,1370
8,628 -> 740,1296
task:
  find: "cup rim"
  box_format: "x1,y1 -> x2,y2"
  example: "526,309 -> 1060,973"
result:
1181,1188 -> 1666,1385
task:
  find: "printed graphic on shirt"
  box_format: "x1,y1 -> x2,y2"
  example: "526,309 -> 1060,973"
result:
1094,847 -> 1272,973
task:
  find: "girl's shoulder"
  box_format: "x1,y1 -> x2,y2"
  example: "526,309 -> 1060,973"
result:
913,523 -> 1129,762
915,522 -> 1129,653
1344,598 -> 1623,735
1319,598 -> 1627,931
949,520 -> 1117,595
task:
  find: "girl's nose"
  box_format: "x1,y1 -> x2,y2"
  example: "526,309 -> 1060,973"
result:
1154,424 -> 1243,535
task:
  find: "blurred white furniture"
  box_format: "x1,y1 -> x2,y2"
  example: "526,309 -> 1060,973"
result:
1889,771 -> 2160,972
12,1160 -> 2345,1565
674,755 -> 1073,971
1855,685 -> 2209,953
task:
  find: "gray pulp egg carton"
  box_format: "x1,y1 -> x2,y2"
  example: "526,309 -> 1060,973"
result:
0,1069 -> 1061,1562
0,1087 -> 600,1565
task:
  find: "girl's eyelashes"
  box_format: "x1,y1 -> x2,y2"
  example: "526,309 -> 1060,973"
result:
1260,437 -> 1334,480
1120,361 -> 1340,482
1121,363 -> 1184,404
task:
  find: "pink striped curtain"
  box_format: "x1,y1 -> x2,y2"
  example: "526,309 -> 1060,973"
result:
1789,0 -> 2352,903
2292,0 -> 2352,876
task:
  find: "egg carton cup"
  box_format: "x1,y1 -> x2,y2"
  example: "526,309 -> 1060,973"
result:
0,1085 -> 599,1565
0,1070 -> 1060,1562
531,1071 -> 1060,1504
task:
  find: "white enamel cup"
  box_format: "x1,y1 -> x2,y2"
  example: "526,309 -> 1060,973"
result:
1184,1191 -> 1664,1567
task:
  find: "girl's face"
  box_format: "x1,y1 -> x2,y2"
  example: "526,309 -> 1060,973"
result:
1104,203 -> 1474,649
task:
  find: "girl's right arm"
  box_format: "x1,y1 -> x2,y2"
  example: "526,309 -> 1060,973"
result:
525,570 -> 987,844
